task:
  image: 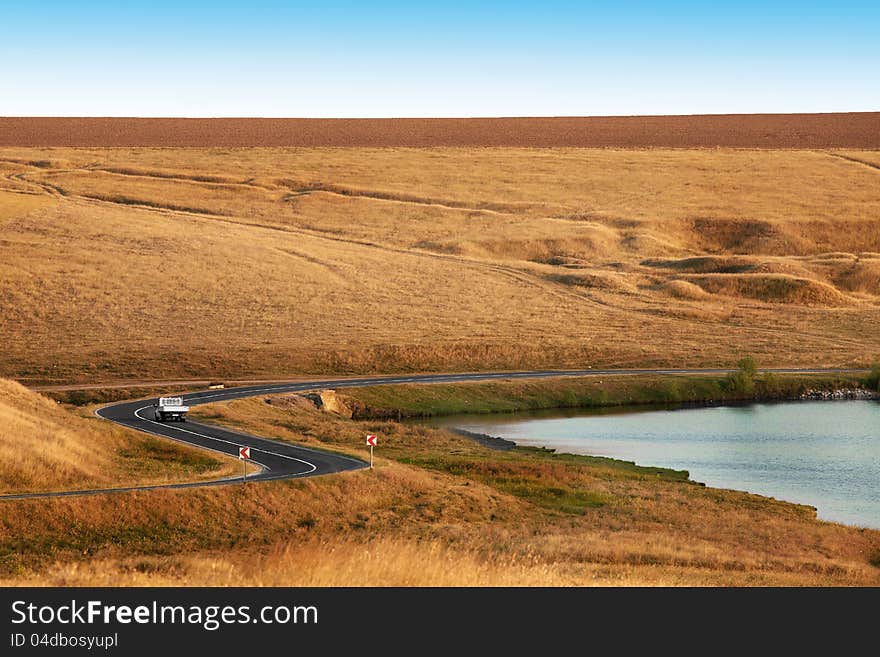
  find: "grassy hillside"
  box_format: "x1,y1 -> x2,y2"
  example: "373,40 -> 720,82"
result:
0,378 -> 238,493
1,148 -> 879,384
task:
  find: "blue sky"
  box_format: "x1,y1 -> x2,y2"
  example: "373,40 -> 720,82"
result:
0,1 -> 877,116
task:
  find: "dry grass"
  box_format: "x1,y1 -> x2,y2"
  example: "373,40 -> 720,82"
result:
4,539 -> 580,587
683,274 -> 849,306
1,147 -> 879,385
10,538 -> 846,587
0,378 -> 238,493
4,143 -> 879,586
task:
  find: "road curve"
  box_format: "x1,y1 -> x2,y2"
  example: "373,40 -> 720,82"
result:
2,367 -> 865,500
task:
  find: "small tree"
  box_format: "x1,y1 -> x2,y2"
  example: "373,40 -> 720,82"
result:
727,355 -> 757,394
736,356 -> 758,378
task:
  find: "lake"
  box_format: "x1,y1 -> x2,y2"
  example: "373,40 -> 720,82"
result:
430,400 -> 880,529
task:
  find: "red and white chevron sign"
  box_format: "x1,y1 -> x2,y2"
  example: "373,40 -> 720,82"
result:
366,434 -> 377,447
239,446 -> 250,460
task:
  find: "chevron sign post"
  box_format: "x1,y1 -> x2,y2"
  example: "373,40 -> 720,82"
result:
239,446 -> 251,482
366,434 -> 377,469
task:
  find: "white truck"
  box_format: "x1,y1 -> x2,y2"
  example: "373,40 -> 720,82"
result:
154,397 -> 189,422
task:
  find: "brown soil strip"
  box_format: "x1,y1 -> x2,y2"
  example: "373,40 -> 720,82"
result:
1,114 -> 879,148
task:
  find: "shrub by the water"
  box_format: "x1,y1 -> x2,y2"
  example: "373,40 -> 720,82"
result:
726,356 -> 757,394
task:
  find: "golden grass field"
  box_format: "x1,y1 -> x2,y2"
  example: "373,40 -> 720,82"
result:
2,138 -> 880,587
4,383 -> 878,587
1,147 -> 880,384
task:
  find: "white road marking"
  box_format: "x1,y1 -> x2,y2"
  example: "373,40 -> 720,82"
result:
132,405 -> 317,475
95,404 -> 260,467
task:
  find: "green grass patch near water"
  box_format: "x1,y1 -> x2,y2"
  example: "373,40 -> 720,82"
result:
344,372 -> 866,419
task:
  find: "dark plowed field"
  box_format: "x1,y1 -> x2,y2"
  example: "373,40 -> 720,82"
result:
1,113 -> 879,148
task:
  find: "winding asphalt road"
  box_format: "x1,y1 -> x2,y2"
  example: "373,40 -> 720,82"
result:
1,368 -> 865,500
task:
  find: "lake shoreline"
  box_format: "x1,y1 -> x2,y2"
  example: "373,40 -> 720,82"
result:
342,376 -> 880,529
432,399 -> 880,530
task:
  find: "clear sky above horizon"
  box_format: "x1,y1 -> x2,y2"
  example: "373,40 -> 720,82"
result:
1,1 -> 878,117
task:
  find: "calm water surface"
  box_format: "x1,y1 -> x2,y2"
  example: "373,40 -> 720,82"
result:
432,400 -> 880,529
